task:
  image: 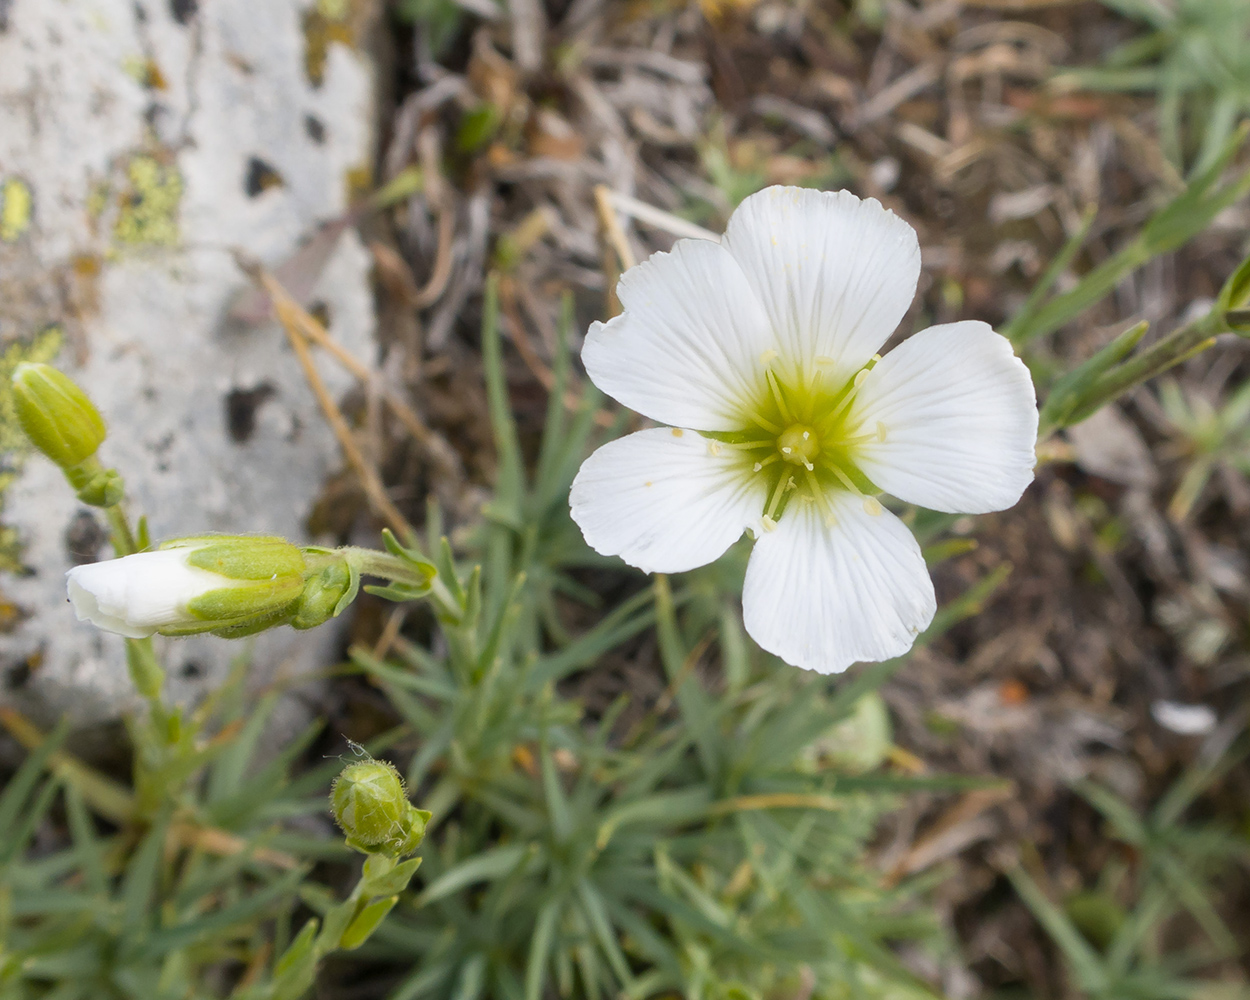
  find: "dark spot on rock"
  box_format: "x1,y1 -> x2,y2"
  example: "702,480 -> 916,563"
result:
179,659 -> 205,679
65,511 -> 108,565
226,382 -> 276,442
304,114 -> 326,144
170,0 -> 198,23
6,660 -> 31,690
244,157 -> 284,197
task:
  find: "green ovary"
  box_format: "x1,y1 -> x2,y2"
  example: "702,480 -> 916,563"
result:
717,360 -> 883,522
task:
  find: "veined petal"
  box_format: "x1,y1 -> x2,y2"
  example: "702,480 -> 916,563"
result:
742,493 -> 936,674
569,427 -> 768,574
582,239 -> 774,431
722,186 -> 921,387
850,321 -> 1038,514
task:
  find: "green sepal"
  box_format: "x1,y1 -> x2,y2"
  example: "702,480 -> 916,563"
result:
339,895 -> 399,950
291,559 -> 358,629
11,362 -> 107,469
181,535 -> 306,580
185,577 -> 304,623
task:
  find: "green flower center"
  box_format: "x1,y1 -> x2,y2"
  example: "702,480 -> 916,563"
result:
706,355 -> 887,526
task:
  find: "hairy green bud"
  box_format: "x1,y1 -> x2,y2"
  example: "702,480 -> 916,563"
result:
11,362 -> 107,469
330,759 -> 429,858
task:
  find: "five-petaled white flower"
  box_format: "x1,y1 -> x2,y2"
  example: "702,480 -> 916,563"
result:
569,186 -> 1038,673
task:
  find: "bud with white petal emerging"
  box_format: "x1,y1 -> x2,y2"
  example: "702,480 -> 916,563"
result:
65,535 -> 331,639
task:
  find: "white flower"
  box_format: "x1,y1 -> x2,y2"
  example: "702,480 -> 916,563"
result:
67,547 -> 239,638
569,186 -> 1038,673
66,536 -> 309,638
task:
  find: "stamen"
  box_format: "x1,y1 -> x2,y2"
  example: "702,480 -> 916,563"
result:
862,497 -> 883,517
707,441 -> 722,456
745,408 -> 783,435
765,474 -> 789,520
801,469 -> 837,528
671,428 -> 684,438
765,369 -> 793,424
817,364 -> 873,434
760,515 -> 778,532
830,464 -> 864,496
877,421 -> 887,443
759,349 -> 778,366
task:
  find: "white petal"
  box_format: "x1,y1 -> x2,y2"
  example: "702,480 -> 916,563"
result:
66,548 -> 230,637
582,239 -> 773,431
850,321 -> 1038,514
722,186 -> 921,387
742,492 -> 935,674
569,427 -> 768,574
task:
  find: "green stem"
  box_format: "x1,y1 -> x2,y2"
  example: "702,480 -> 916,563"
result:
104,503 -> 140,557
1065,311 -> 1221,426
340,546 -> 462,619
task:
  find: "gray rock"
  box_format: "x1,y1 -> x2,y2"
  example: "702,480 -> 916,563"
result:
0,0 -> 377,723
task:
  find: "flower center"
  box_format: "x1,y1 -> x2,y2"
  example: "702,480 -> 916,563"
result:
777,423 -> 820,468
707,358 -> 887,526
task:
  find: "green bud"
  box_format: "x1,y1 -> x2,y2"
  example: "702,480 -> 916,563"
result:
330,759 -> 429,857
11,362 -> 106,469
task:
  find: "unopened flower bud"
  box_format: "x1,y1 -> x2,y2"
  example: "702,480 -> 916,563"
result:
11,362 -> 106,470
66,535 -> 307,639
330,759 -> 428,857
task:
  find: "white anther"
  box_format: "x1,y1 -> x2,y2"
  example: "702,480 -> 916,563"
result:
707,441 -> 722,456
760,515 -> 778,532
781,446 -> 792,454
803,460 -> 814,471
815,355 -> 835,367
853,369 -> 869,387
759,349 -> 778,366
752,462 -> 763,472
862,497 -> 883,517
784,477 -> 796,491
801,430 -> 810,440
871,353 -> 882,363
876,421 -> 887,443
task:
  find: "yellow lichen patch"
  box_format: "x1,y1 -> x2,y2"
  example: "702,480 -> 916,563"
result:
0,179 -> 33,243
303,1 -> 356,87
122,55 -> 168,90
114,155 -> 183,246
